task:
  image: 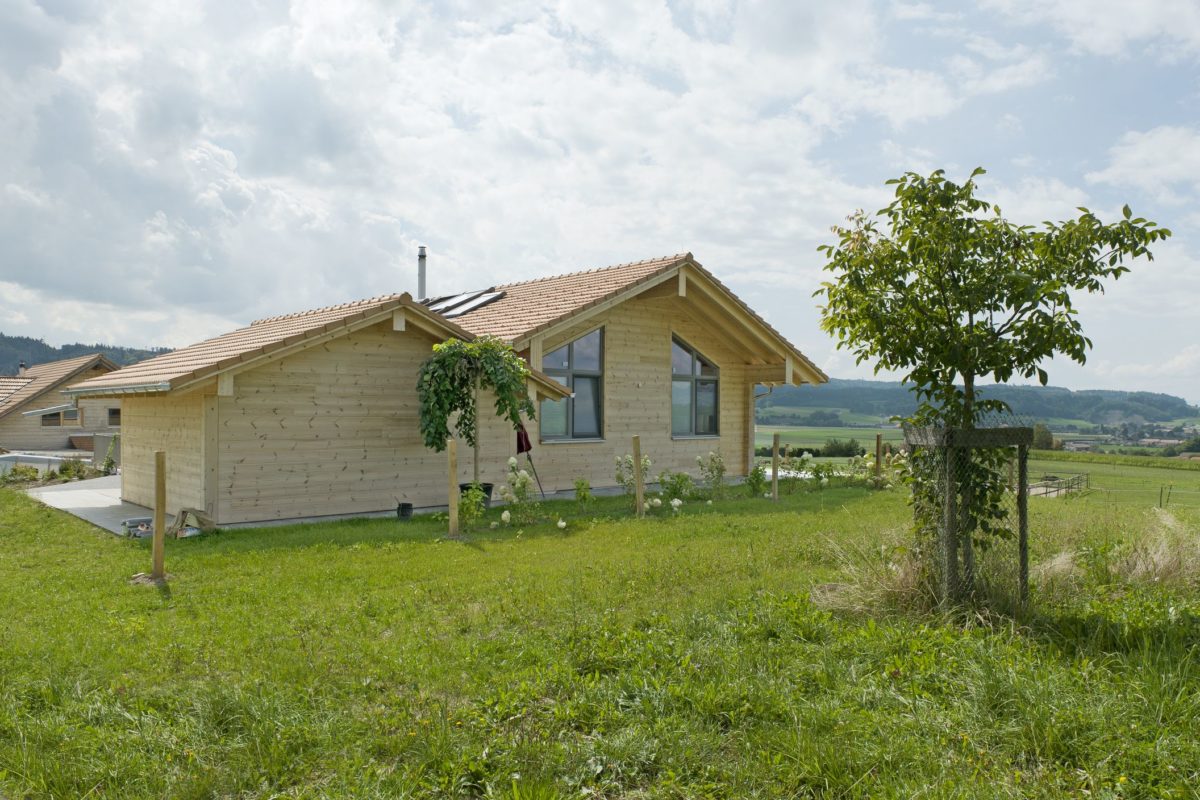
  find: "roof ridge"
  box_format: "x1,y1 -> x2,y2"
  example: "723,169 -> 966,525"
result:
494,253 -> 690,290
24,352 -> 108,375
252,292 -> 406,326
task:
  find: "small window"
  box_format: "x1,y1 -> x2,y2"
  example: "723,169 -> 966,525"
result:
108,408 -> 121,427
41,413 -> 61,428
671,337 -> 719,436
63,408 -> 80,426
540,328 -> 603,440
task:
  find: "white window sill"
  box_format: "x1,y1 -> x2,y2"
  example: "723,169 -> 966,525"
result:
671,434 -> 720,440
539,437 -> 606,445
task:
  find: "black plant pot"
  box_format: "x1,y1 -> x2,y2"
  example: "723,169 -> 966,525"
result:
459,482 -> 495,509
397,502 -> 414,520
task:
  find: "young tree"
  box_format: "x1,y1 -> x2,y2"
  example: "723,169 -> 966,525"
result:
817,168 -> 1170,428
816,168 -> 1170,602
417,337 -> 536,487
1031,423 -> 1054,451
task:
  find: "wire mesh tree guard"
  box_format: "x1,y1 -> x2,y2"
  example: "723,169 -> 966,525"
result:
904,424 -> 1032,609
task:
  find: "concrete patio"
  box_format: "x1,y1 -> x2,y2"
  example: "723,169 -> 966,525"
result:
26,475 -> 169,535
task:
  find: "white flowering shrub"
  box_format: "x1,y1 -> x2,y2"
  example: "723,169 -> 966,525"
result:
498,457 -> 540,524
615,453 -> 652,511
696,450 -> 727,499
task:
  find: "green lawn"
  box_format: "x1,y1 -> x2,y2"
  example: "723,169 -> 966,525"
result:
2,476 -> 1199,797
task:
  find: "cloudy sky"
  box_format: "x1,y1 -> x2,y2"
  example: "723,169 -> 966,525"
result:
2,0 -> 1198,401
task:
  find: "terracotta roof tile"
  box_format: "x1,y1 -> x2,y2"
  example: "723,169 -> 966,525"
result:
0,354 -> 117,420
67,294 -> 411,394
452,254 -> 690,341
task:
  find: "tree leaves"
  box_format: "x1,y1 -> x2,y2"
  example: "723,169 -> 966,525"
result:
815,167 -> 1169,429
416,337 -> 536,452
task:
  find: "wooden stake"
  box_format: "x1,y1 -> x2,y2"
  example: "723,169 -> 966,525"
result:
152,450 -> 166,581
771,432 -> 780,502
632,435 -> 645,517
447,438 -> 459,537
875,434 -> 883,479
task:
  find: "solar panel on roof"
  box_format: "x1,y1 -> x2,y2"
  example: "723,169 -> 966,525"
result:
443,291 -> 504,318
428,290 -> 487,313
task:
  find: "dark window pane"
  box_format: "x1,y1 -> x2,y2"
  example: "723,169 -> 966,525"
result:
108,408 -> 121,426
672,380 -> 692,435
573,329 -> 601,371
695,381 -> 718,435
697,354 -> 718,377
540,397 -> 568,437
672,341 -> 692,376
41,413 -> 60,427
572,376 -> 600,437
543,345 -> 569,371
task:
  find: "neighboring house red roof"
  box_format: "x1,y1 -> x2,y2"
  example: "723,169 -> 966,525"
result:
0,353 -> 118,420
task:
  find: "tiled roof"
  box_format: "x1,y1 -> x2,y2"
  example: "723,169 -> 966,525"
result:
67,294 -> 411,394
450,252 -> 827,383
0,354 -> 117,420
66,294 -> 571,400
452,254 -> 689,342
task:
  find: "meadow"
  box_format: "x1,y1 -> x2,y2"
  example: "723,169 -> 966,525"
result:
753,424 -> 905,451
1,461 -> 1199,798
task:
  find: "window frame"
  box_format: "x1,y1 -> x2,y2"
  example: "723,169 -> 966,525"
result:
107,408 -> 121,427
670,336 -> 720,438
540,327 -> 605,441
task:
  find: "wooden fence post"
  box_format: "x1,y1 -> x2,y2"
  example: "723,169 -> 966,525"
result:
942,446 -> 959,604
632,435 -> 645,517
771,432 -> 780,501
447,438 -> 459,537
875,433 -> 883,480
152,450 -> 166,581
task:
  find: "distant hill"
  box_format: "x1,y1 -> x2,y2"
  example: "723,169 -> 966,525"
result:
759,378 -> 1199,427
0,332 -> 168,375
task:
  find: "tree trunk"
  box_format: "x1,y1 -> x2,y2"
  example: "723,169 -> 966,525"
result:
473,375 -> 481,486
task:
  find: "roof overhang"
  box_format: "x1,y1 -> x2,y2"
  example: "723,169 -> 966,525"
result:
510,257 -> 827,387
21,403 -> 75,417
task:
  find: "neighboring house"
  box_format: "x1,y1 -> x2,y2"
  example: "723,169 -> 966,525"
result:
0,354 -> 122,452
65,253 -> 826,525
1062,440 -> 1094,452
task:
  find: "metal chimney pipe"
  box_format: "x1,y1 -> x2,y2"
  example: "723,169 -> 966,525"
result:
17,360 -> 26,376
417,246 -> 427,301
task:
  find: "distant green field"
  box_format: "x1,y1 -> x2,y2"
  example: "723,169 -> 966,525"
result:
758,406 -> 890,426
755,424 -> 904,450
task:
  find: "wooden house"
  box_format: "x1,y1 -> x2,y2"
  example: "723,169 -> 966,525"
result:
0,354 -> 122,452
65,254 -> 826,524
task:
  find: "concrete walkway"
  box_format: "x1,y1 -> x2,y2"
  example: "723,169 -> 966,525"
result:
26,475 -> 170,535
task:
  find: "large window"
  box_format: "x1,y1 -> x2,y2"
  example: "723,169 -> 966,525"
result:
671,337 -> 718,436
540,328 -> 603,440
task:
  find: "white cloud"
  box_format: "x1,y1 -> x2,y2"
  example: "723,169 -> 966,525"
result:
983,0 -> 1200,57
1086,126 -> 1200,203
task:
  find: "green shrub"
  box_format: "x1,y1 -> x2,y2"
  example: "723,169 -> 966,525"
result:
0,465 -> 40,485
573,477 -> 593,511
744,463 -> 768,497
498,458 -> 539,525
457,483 -> 487,531
656,470 -> 695,502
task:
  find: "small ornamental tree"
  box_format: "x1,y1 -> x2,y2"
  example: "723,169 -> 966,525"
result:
417,337 -> 536,487
816,168 -> 1170,600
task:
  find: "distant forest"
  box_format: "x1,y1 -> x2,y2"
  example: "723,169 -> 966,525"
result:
0,333 -> 168,375
759,379 -> 1200,427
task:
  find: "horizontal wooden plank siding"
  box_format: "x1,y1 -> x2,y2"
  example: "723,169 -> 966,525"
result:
120,394 -> 204,512
488,293 -> 752,493
214,322 -> 508,524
